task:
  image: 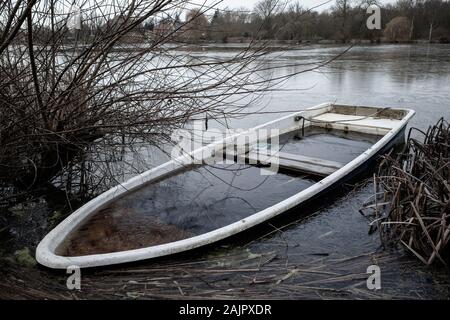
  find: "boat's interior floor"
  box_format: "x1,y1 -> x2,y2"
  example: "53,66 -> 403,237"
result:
56,127 -> 382,257
275,127 -> 381,164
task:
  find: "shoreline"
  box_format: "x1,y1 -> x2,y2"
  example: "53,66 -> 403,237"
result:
52,40 -> 450,54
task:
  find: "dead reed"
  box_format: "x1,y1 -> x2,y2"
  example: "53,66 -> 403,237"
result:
0,248 -> 434,300
361,118 -> 450,266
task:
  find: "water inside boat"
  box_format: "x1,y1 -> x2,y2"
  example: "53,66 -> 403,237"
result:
56,127 -> 382,257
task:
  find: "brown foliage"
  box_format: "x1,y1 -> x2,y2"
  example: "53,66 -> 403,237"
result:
361,119 -> 450,265
383,16 -> 411,42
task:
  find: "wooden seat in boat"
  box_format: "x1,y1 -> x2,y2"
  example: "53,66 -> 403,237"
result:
225,149 -> 344,177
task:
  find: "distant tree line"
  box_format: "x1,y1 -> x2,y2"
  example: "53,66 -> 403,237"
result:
21,0 -> 450,44
203,0 -> 450,43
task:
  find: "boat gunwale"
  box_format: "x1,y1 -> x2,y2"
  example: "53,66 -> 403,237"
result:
36,103 -> 415,269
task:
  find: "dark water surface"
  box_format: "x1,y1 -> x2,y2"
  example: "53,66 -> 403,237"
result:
59,127 -> 378,256
211,44 -> 450,131
2,44 -> 450,299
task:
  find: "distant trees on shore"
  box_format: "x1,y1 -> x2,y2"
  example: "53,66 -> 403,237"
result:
25,0 -> 449,44
198,0 -> 450,43
384,16 -> 411,42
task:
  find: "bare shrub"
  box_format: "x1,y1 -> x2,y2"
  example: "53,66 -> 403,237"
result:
361,119 -> 450,265
384,16 -> 411,42
0,0 -> 335,205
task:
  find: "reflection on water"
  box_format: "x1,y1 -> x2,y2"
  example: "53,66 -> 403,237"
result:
58,164 -> 314,256
58,127 -> 378,256
279,127 -> 381,164
211,44 -> 450,132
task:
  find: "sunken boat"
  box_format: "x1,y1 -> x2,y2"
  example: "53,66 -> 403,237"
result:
36,103 -> 415,269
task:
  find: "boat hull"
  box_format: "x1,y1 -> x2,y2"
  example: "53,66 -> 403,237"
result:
36,103 -> 415,269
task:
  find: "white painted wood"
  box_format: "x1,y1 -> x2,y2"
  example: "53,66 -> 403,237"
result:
228,150 -> 343,176
311,113 -> 403,136
312,113 -> 402,129
36,103 -> 415,269
266,151 -> 344,170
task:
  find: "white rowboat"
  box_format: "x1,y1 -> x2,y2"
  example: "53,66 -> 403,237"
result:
36,103 -> 415,269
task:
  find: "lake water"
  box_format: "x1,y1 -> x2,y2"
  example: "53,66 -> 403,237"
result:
194,43 -> 450,299
57,127 -> 379,257
200,44 -> 450,132
2,44 -> 450,299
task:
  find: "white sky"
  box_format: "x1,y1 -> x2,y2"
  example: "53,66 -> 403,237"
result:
191,0 -> 397,12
